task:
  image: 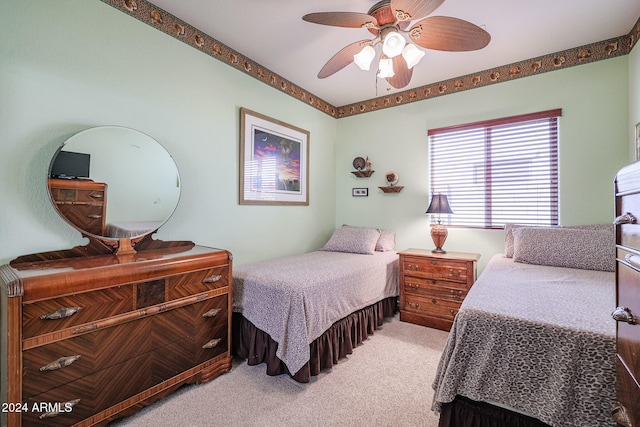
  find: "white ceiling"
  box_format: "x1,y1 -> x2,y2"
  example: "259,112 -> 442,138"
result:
148,0 -> 640,107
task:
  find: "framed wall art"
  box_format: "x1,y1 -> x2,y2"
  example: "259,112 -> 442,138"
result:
240,108 -> 310,205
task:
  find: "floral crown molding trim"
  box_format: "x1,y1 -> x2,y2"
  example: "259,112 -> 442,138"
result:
339,31 -> 636,118
102,0 -> 639,119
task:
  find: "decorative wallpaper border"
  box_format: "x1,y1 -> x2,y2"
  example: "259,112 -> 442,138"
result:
101,0 -> 639,119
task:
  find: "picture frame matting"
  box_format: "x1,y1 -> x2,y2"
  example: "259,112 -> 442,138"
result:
239,108 -> 310,205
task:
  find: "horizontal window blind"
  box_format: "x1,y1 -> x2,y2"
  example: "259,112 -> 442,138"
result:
428,109 -> 561,228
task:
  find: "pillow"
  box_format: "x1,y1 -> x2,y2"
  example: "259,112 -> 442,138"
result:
504,223 -> 613,258
504,223 -> 529,258
322,226 -> 381,255
512,227 -> 615,272
375,229 -> 396,252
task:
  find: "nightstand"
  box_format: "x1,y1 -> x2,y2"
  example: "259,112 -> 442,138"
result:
398,248 -> 480,331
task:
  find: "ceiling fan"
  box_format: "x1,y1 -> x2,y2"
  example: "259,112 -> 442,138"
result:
302,0 -> 490,89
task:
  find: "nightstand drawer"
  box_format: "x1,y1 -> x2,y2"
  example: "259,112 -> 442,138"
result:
403,295 -> 458,322
403,257 -> 468,282
404,278 -> 466,302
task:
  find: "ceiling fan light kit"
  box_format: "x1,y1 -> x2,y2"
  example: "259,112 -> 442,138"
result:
382,30 -> 406,57
402,44 -> 425,69
354,45 -> 376,70
378,57 -> 395,78
302,0 -> 491,89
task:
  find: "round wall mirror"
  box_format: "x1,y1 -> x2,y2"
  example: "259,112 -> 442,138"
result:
47,126 -> 180,241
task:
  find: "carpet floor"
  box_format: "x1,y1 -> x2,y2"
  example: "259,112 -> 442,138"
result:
109,314 -> 449,427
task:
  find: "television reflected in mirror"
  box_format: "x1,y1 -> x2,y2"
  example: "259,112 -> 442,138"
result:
50,150 -> 91,179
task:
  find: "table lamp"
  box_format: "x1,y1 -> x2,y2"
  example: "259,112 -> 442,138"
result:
426,194 -> 453,254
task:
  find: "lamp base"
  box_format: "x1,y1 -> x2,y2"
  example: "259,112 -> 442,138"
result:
430,224 -> 449,254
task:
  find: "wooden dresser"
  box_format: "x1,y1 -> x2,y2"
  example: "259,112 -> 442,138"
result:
398,249 -> 480,331
612,162 -> 640,427
0,240 -> 232,426
48,179 -> 107,236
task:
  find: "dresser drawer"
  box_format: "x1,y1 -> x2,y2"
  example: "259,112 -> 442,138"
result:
49,185 -> 105,204
619,224 -> 640,252
615,355 -> 640,427
616,262 -> 640,378
167,265 -> 230,300
23,294 -> 228,398
403,294 -> 459,322
55,203 -> 104,233
22,286 -> 134,339
22,328 -> 228,427
403,257 -> 468,282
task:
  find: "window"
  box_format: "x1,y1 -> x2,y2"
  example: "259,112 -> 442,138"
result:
428,109 -> 561,228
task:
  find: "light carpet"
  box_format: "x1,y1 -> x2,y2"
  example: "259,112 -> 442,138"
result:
109,315 -> 449,427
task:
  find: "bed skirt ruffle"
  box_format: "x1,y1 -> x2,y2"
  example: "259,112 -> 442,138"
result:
232,296 -> 398,383
438,396 -> 551,427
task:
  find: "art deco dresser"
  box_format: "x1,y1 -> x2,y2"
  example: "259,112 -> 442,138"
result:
0,240 -> 232,426
0,126 -> 231,426
612,161 -> 640,426
398,248 -> 480,331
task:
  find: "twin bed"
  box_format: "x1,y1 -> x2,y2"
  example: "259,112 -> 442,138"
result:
433,224 -> 617,427
232,225 -> 399,382
231,221 -> 616,426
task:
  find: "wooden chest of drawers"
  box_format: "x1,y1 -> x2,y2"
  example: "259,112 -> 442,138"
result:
0,243 -> 232,426
48,179 -> 107,236
612,162 -> 640,426
398,249 -> 479,331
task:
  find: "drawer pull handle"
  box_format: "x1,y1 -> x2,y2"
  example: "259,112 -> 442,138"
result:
202,338 -> 222,349
407,264 -> 419,271
614,212 -> 637,225
407,302 -> 419,309
40,355 -> 81,372
202,308 -> 221,318
203,274 -> 223,283
408,283 -> 419,290
612,402 -> 632,427
40,306 -> 82,320
87,214 -> 102,219
625,253 -> 640,270
89,194 -> 103,199
39,399 -> 80,419
612,306 -> 636,325
432,298 -> 438,304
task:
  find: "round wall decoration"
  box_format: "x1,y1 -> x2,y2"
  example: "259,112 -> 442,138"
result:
386,171 -> 399,185
353,156 -> 366,170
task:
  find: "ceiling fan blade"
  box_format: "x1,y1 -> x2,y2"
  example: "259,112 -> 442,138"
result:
386,55 -> 413,89
390,0 -> 445,21
318,40 -> 373,79
302,12 -> 378,28
408,16 -> 490,51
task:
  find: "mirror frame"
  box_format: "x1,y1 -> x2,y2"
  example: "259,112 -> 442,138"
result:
47,126 -> 181,254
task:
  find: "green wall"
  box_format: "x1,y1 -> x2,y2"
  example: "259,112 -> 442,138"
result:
0,1 -> 338,265
0,1 -> 636,274
336,58 -> 630,272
